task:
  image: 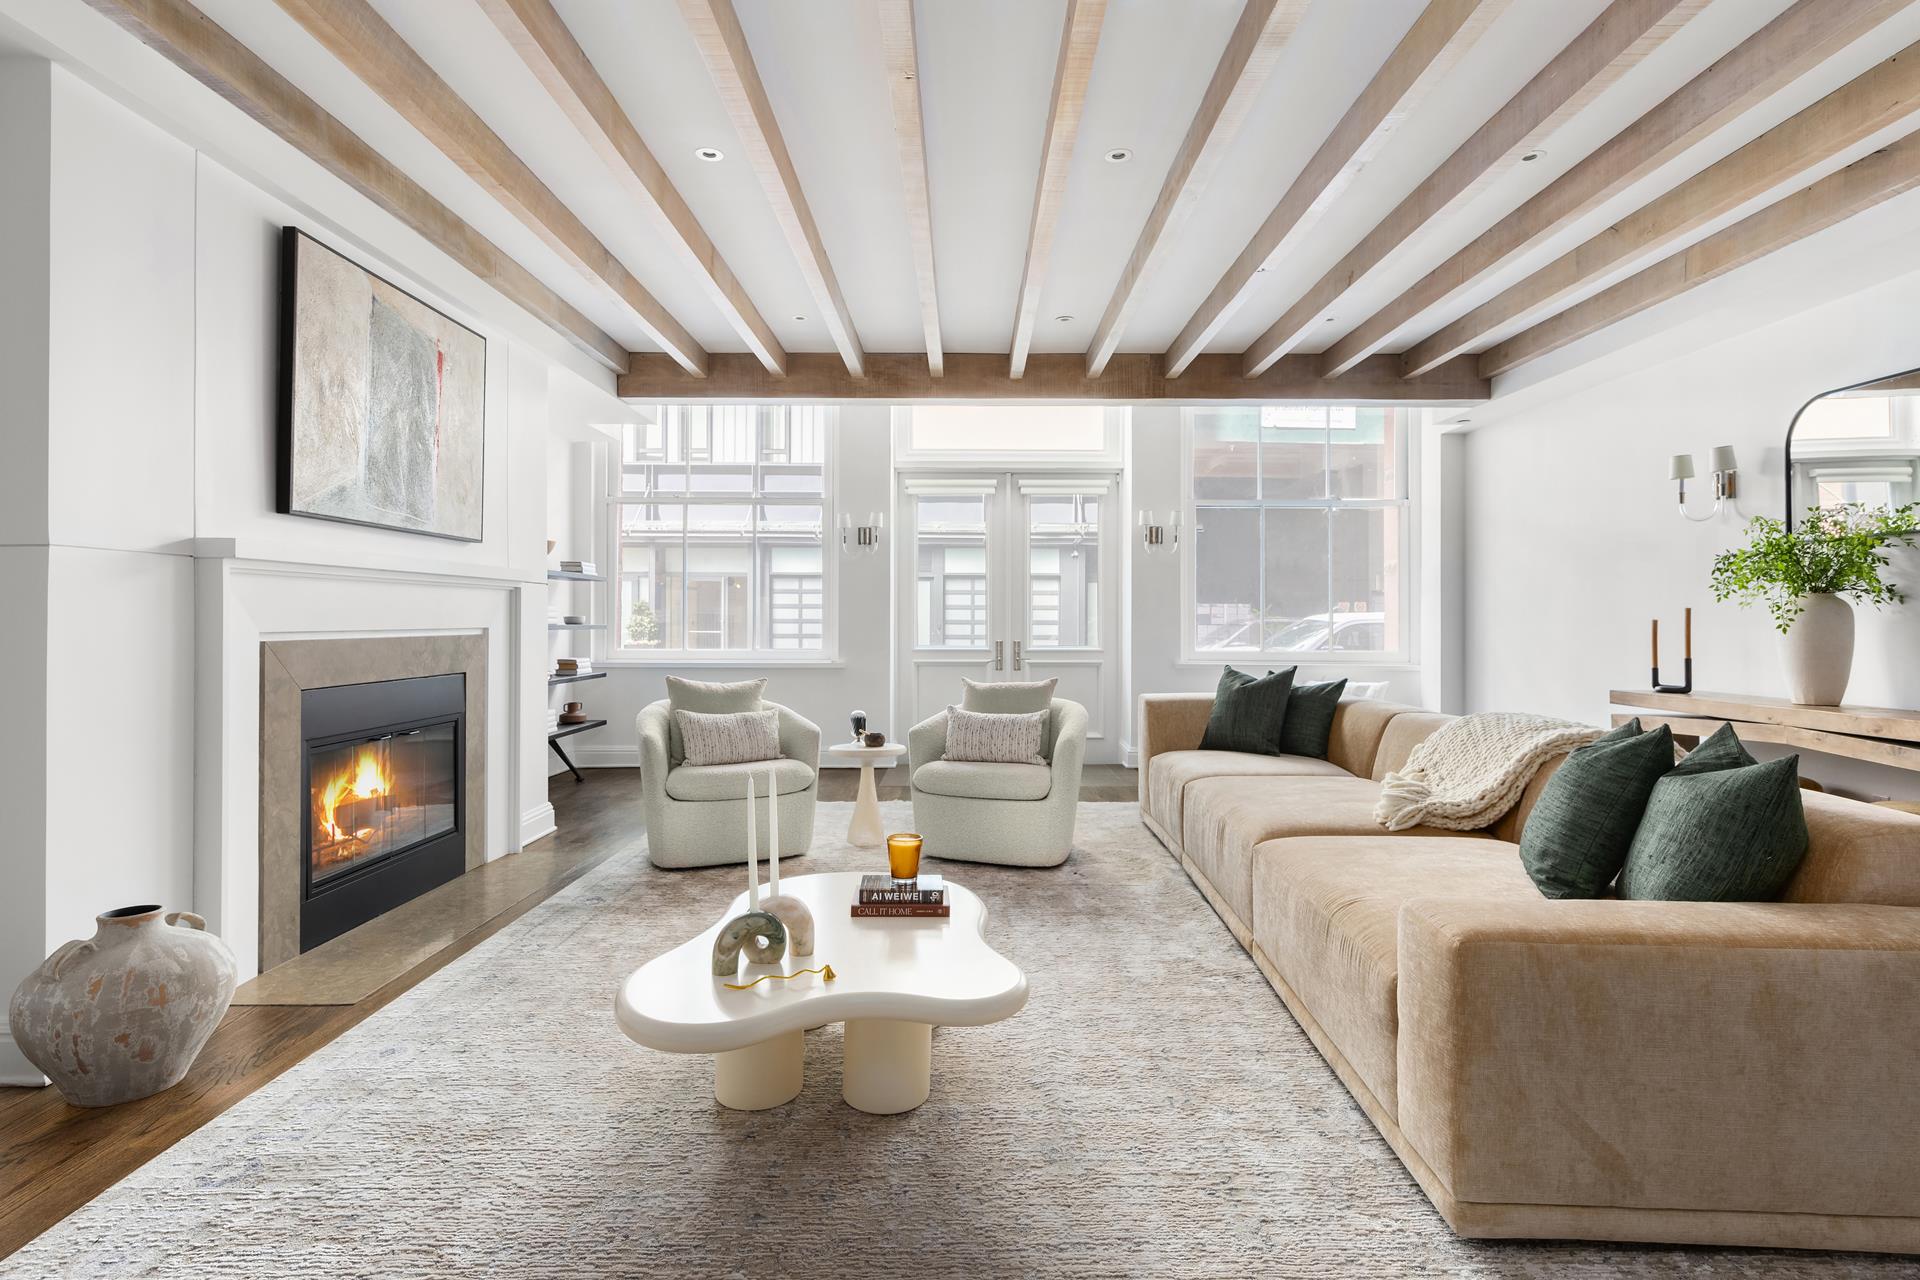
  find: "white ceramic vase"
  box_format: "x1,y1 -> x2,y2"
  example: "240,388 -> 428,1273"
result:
1782,593 -> 1854,706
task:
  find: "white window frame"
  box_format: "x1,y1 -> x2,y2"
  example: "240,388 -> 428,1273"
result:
601,405 -> 839,667
890,406 -> 1127,469
1179,405 -> 1417,666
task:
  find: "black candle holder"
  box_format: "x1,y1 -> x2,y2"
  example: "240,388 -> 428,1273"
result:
1651,608 -> 1694,694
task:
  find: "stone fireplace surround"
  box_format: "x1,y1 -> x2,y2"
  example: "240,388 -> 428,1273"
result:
258,635 -> 488,972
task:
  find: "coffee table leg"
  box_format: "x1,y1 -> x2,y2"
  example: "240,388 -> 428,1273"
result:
713,1029 -> 803,1110
842,1019 -> 931,1114
847,761 -> 885,847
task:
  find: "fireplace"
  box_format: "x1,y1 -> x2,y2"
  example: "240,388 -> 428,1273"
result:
299,673 -> 467,952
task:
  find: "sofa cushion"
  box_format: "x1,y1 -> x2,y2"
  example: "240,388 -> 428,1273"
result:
1179,775 -> 1489,928
1279,677 -> 1347,759
1325,699 -> 1413,778
1519,719 -> 1675,899
1786,791 -> 1920,906
665,756 -> 813,802
943,705 -> 1048,764
1146,751 -> 1349,847
913,760 -> 1052,801
1486,753 -> 1566,844
961,677 -> 1056,713
1199,666 -> 1295,755
673,707 -> 781,767
1250,835 -> 1539,1120
1370,712 -> 1455,780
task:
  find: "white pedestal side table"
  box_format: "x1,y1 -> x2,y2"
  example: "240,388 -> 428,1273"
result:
614,872 -> 1027,1114
824,742 -> 904,847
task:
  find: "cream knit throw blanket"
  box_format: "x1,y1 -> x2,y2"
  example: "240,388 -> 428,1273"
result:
1374,712 -> 1601,832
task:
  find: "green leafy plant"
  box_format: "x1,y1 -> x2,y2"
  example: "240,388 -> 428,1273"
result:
1710,503 -> 1920,632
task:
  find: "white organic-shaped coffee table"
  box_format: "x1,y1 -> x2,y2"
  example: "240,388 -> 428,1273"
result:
615,872 -> 1026,1113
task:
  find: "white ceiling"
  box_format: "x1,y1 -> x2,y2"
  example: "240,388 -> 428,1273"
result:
68,0 -> 1920,369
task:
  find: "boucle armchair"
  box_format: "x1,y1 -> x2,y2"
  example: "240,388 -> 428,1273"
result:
638,699 -> 819,869
906,698 -> 1087,867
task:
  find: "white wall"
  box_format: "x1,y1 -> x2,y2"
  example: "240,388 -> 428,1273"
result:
1460,262 -> 1920,802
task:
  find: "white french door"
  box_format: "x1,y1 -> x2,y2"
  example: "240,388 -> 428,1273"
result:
895,473 -> 1119,763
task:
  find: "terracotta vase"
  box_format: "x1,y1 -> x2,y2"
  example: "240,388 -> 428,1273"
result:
1783,593 -> 1854,706
8,905 -> 238,1107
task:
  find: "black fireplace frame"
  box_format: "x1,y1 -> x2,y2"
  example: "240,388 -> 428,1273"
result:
299,673 -> 467,953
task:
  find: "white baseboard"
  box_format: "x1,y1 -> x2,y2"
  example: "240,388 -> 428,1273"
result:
519,802 -> 556,847
562,743 -> 641,769
1121,744 -> 1139,768
0,1032 -> 47,1088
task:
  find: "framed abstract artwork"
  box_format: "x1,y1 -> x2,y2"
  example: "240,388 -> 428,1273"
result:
277,227 -> 487,541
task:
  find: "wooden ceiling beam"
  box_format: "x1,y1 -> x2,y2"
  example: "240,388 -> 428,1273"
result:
1010,0 -> 1110,379
677,0 -> 866,377
620,351 -> 1487,403
1162,0 -> 1514,379
273,0 -> 705,375
1084,0 -> 1313,378
478,0 -> 784,375
81,0 -> 628,371
1480,126 -> 1920,375
1320,0 -> 1915,377
877,0 -> 943,377
1243,0 -> 1703,377
1413,40 -> 1920,378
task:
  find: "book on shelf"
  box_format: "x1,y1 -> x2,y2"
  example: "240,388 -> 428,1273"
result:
559,560 -> 597,575
857,874 -> 945,905
850,902 -> 950,919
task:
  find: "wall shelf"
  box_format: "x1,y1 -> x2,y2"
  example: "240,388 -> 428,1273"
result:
548,623 -> 604,632
548,718 -> 607,740
547,570 -> 604,582
548,670 -> 608,686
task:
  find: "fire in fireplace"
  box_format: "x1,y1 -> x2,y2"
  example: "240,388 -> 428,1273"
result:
301,674 -> 466,951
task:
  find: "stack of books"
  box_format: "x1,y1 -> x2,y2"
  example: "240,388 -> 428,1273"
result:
544,708 -> 561,733
851,874 -> 949,918
559,559 -> 597,576
555,656 -> 594,675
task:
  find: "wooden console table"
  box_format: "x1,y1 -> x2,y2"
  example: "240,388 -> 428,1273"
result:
1608,690 -> 1920,774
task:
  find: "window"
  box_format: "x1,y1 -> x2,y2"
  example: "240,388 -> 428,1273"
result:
615,406 -> 833,658
913,494 -> 988,648
1186,406 -> 1410,659
1027,493 -> 1099,648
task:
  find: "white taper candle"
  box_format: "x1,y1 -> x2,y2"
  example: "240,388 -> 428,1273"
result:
746,773 -> 759,911
767,766 -> 780,895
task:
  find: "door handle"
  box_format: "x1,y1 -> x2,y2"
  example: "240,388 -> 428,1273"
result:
1012,640 -> 1023,671
994,640 -> 1004,671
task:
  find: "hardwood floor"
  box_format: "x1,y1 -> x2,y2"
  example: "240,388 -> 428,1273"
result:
0,762 -> 1135,1260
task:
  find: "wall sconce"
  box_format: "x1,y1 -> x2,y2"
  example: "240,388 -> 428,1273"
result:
840,511 -> 883,556
1137,509 -> 1180,555
1669,446 -> 1738,522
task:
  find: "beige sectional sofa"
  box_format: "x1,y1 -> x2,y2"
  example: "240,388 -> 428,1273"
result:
1139,692 -> 1920,1254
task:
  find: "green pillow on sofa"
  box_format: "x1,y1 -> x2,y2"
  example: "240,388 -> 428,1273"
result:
1618,725 -> 1810,902
1199,666 -> 1294,756
1278,677 -> 1348,759
1519,718 -> 1675,899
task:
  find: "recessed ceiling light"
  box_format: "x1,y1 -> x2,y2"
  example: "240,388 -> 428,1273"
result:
695,146 -> 725,162
1056,314 -> 1074,323
793,315 -> 806,321
1520,148 -> 1547,163
1104,148 -> 1132,163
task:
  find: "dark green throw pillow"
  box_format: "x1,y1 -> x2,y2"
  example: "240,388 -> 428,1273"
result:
1518,719 -> 1674,899
1278,676 -> 1347,759
1670,721 -> 1756,775
1619,742 -> 1810,902
1199,666 -> 1295,756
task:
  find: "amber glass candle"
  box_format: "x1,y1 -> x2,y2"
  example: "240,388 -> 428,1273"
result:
886,832 -> 923,884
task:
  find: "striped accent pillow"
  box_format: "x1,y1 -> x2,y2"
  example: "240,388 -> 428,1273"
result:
673,708 -> 781,767
944,705 -> 1049,765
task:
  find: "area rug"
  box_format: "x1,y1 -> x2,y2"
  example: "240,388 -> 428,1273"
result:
3,803 -> 1900,1278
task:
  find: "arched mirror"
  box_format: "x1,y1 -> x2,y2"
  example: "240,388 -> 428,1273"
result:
1785,368 -> 1920,527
